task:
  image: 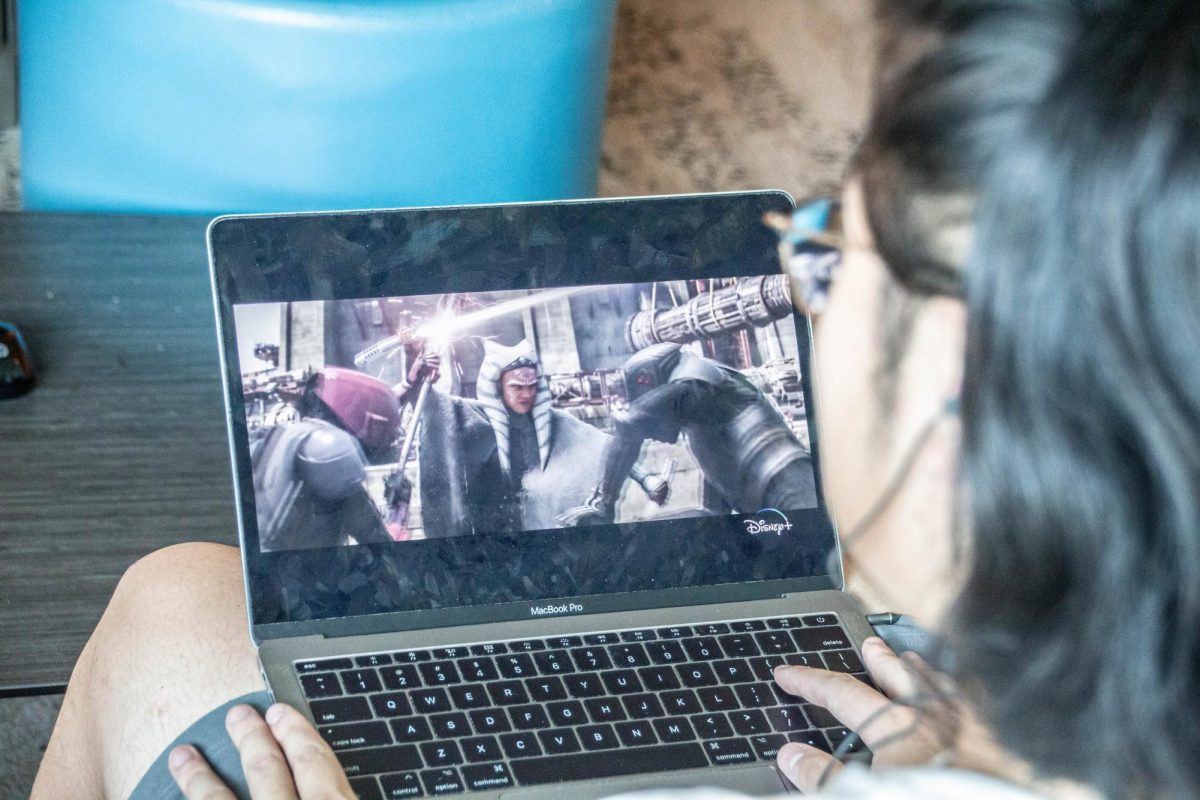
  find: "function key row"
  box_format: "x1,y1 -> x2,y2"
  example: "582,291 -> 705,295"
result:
295,615 -> 842,674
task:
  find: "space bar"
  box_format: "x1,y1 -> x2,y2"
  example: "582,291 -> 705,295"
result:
511,743 -> 709,786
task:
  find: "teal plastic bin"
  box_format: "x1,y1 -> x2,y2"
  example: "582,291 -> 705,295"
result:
19,0 -> 616,213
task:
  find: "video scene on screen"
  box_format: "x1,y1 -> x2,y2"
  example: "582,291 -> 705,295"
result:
234,276 -> 816,552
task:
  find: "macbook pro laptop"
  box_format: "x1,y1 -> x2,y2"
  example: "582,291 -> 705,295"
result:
208,191 -> 874,799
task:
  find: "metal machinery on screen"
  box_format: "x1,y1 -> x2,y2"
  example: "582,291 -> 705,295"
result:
234,275 -> 817,553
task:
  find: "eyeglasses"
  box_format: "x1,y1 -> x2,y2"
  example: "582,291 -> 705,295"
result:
763,198 -> 844,316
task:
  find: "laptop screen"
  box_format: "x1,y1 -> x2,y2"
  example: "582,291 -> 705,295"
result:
210,193 -> 840,634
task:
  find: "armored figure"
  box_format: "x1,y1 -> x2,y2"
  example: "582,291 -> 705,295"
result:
251,367 -> 398,552
567,342 -> 817,525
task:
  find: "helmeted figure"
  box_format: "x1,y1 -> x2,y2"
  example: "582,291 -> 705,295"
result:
251,367 -> 398,552
567,342 -> 817,525
409,339 -> 665,538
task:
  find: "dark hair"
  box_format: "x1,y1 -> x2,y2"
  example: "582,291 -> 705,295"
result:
855,1 -> 1200,798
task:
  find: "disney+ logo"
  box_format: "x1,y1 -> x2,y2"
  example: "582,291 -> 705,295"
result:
743,508 -> 794,535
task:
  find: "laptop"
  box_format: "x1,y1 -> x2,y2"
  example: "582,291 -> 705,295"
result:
208,191 -> 875,799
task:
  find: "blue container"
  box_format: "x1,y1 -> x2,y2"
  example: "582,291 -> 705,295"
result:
19,0 -> 616,213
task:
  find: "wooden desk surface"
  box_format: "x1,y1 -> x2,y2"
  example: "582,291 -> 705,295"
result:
0,213 -> 239,696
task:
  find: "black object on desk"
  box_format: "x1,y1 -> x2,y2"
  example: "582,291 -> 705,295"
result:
1,321 -> 37,398
0,212 -> 239,697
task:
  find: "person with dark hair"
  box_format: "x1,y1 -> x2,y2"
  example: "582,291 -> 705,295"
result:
30,2 -> 1200,799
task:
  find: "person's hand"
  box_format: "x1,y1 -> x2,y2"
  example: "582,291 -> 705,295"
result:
773,636 -> 963,792
168,703 -> 355,800
644,475 -> 670,505
406,345 -> 441,386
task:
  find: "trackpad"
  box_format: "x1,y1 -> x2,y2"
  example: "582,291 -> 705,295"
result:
500,766 -> 790,799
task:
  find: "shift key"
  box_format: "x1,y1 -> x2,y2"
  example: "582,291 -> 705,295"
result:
335,744 -> 421,776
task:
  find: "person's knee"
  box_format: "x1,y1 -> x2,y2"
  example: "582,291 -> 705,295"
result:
111,542 -> 242,621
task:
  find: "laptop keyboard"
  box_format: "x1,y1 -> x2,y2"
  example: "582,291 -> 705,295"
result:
294,614 -> 871,799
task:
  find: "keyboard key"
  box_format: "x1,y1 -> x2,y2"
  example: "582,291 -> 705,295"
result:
639,665 -> 681,691
584,697 -> 626,722
297,657 -> 353,673
767,617 -> 803,630
823,649 -> 865,673
622,693 -> 665,719
548,700 -> 587,726
697,686 -> 738,712
785,653 -> 824,669
653,716 -> 696,743
355,654 -> 392,668
564,674 -> 605,698
826,726 -> 870,754
510,704 -> 551,730
467,710 -> 511,734
620,629 -> 657,642
370,693 -> 412,718
695,623 -> 730,636
391,717 -> 433,743
691,713 -> 734,739
500,732 -> 543,759
509,743 -> 708,785
381,665 -> 421,691
578,723 -> 620,750
525,676 -> 567,702
311,696 -> 372,724
570,647 -> 613,671
583,631 -> 620,645
349,775 -> 384,800
717,635 -> 759,657
461,762 -> 514,792
448,684 -> 489,710
300,673 -> 343,699
755,631 -> 797,655
378,771 -> 423,798
509,639 -> 545,652
731,710 -> 771,735
456,658 -> 498,682
645,641 -> 687,664
712,659 -> 755,684
734,682 -> 776,708
703,737 -> 756,766
680,664 -> 719,688
538,727 -> 582,754
792,626 -> 852,652
609,644 -> 650,668
803,704 -> 840,728
534,650 -> 574,675
789,729 -> 832,753
410,689 -> 451,714
729,620 -> 767,633
486,681 -> 529,705
431,647 -> 467,660
661,690 -> 702,715
750,733 -> 788,760
801,614 -> 838,627
336,744 -> 421,777
419,740 -> 462,767
461,735 -> 502,762
469,642 -> 506,656
419,767 -> 463,795
394,650 -> 432,663
547,635 -> 583,649
614,720 -> 658,747
766,706 -> 810,732
497,654 -> 536,679
682,637 -> 723,661
321,722 -> 392,750
601,669 -> 643,694
418,662 -> 460,686
429,712 -> 471,738
342,669 -> 383,695
656,625 -> 693,639
749,656 -> 787,682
